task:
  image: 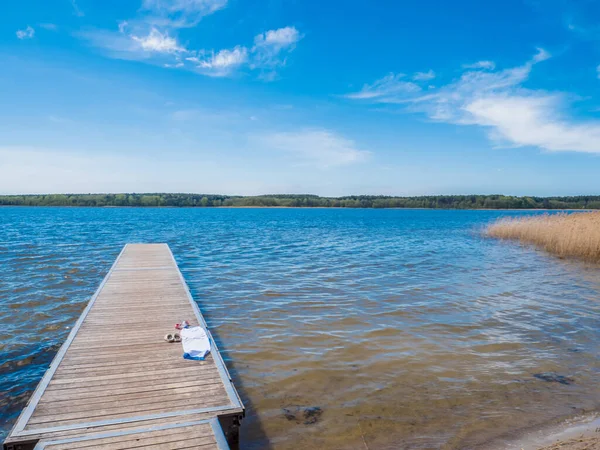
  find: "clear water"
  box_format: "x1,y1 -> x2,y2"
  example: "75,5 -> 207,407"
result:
1,207 -> 599,449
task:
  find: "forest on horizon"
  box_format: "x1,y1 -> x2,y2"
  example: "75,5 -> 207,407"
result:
1,193 -> 600,209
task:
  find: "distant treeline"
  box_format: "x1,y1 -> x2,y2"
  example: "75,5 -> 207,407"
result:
1,193 -> 600,209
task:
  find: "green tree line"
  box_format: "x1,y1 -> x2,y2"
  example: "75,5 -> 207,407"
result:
1,193 -> 600,209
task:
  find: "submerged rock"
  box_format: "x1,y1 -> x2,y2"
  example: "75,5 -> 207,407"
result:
282,408 -> 297,421
303,406 -> 322,425
533,372 -> 574,385
282,406 -> 323,425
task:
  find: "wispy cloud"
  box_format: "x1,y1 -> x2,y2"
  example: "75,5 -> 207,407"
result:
76,1 -> 300,79
347,52 -> 538,107
164,61 -> 184,68
567,17 -> 600,81
345,48 -> 600,154
251,26 -> 302,79
131,28 -> 184,53
39,23 -> 58,31
345,73 -> 421,101
464,95 -> 600,153
16,26 -> 35,40
532,47 -> 551,63
462,60 -> 495,70
413,70 -> 435,81
565,18 -> 600,41
254,26 -> 302,50
78,0 -> 224,66
141,0 -> 228,28
257,129 -> 370,168
70,0 -> 85,17
192,46 -> 248,76
78,27 -> 183,63
414,54 -> 541,122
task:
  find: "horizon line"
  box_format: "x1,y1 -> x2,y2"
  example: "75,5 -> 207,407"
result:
1,193 -> 600,198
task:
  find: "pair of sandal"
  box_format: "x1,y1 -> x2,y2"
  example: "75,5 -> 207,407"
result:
164,332 -> 182,343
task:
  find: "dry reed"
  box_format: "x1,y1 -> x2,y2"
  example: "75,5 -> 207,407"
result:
485,211 -> 600,263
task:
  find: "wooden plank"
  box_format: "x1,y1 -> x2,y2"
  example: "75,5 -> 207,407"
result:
5,411 -> 238,447
54,360 -> 212,376
62,342 -> 193,353
36,385 -> 225,409
35,390 -> 229,414
56,353 -> 193,365
4,243 -> 243,450
29,397 -> 230,425
25,405 -> 235,429
52,364 -> 217,379
42,426 -> 216,450
20,412 -> 218,441
53,357 -> 208,371
39,381 -> 225,402
44,369 -> 222,392
56,355 -> 211,369
34,418 -> 229,450
49,366 -> 220,385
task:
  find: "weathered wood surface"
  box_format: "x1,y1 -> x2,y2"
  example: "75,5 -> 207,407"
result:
4,244 -> 243,450
33,418 -> 229,450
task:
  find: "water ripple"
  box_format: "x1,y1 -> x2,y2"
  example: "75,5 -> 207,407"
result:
1,207 -> 599,449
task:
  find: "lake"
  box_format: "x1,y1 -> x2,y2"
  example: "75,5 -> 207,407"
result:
1,207 -> 599,449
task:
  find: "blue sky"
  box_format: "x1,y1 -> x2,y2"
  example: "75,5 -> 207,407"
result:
2,0 -> 600,196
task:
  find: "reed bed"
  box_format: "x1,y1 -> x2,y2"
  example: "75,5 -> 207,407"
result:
486,211 -> 600,263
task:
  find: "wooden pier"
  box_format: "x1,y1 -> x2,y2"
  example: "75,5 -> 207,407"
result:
4,244 -> 244,450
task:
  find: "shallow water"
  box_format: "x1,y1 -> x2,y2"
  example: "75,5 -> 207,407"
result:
1,207 -> 599,449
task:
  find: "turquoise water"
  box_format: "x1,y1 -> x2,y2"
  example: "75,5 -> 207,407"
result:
1,207 -> 599,449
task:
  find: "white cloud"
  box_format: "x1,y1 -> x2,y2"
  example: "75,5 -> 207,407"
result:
183,26 -> 302,79
345,73 -> 421,100
131,28 -> 184,53
254,26 -> 301,50
462,60 -> 495,70
195,46 -> 248,76
16,26 -> 35,40
413,61 -> 534,122
77,0 -> 226,67
78,27 -> 185,62
532,47 -> 551,63
251,26 -> 302,78
413,70 -> 435,81
464,95 -> 600,153
78,0 -> 300,80
258,129 -> 370,168
345,48 -> 600,154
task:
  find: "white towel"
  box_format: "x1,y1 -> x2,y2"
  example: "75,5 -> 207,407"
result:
181,326 -> 211,360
